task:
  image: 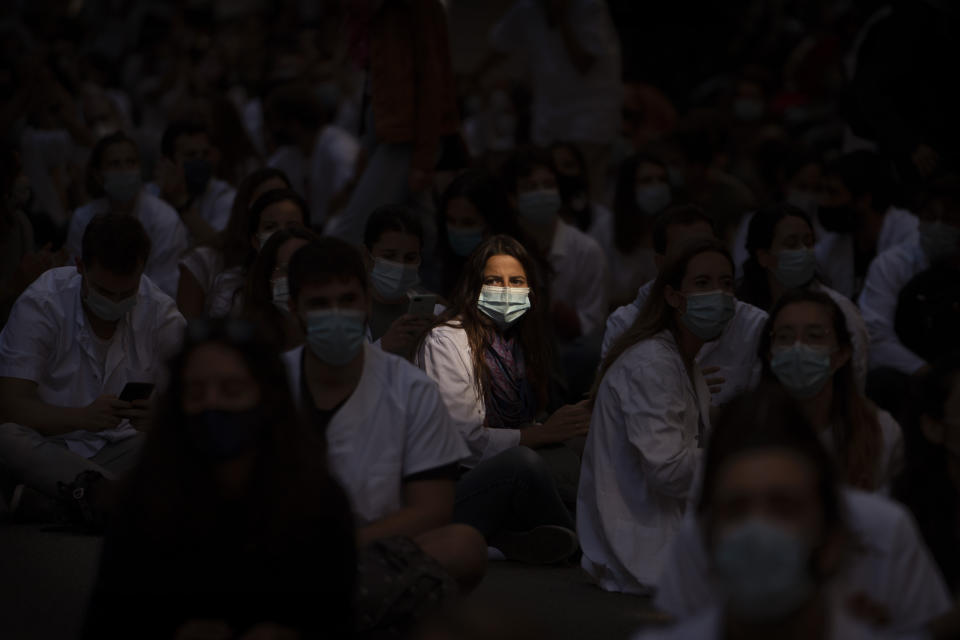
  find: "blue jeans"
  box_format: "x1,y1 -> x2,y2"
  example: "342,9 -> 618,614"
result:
453,446 -> 575,540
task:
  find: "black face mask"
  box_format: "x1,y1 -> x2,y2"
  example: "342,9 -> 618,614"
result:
184,408 -> 266,461
556,173 -> 589,212
818,203 -> 857,234
183,159 -> 213,197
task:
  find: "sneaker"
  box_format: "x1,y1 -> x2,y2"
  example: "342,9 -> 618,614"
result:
490,525 -> 579,565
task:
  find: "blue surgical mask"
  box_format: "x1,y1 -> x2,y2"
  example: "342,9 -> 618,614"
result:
713,518 -> 814,621
680,291 -> 735,340
83,285 -> 137,322
516,189 -> 561,226
447,226 -> 485,257
770,343 -> 833,398
773,249 -> 817,288
303,309 -> 366,366
103,169 -> 142,203
920,221 -> 960,264
635,183 -> 672,216
370,258 -> 421,300
477,285 -> 530,329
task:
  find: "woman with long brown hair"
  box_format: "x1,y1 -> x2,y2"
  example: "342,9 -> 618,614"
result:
579,237 -> 736,595
759,288 -> 903,491
416,234 -> 589,565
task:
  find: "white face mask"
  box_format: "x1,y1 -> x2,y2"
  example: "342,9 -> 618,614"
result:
83,284 -> 137,322
257,230 -> 276,250
370,257 -> 420,301
271,277 -> 290,312
635,182 -> 672,215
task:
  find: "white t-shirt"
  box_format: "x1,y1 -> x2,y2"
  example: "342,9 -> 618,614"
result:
654,489 -> 952,633
283,343 -> 468,525
0,267 -> 185,457
489,0 -> 622,145
548,220 -> 610,336
67,191 -> 189,298
579,330 -> 712,594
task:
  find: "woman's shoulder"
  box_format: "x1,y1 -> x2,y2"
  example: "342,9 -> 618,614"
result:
425,320 -> 468,345
608,330 -> 682,374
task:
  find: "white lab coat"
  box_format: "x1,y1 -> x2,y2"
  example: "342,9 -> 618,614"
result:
67,191 -> 189,298
588,204 -> 659,306
144,179 -> 236,234
812,282 -> 869,393
416,322 -> 521,467
268,125 -> 360,227
601,282 -> 768,407
548,220 -> 610,336
283,343 -> 468,525
654,489 -> 952,633
0,267 -> 185,457
578,329 -> 712,594
858,240 -> 930,375
815,206 -> 918,300
819,408 -> 903,493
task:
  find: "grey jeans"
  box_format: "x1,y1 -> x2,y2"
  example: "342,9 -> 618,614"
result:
0,422 -> 144,497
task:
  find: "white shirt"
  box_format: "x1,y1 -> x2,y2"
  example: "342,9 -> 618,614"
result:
178,248 -> 245,317
548,220 -> 610,336
268,125 -> 360,227
588,204 -> 659,305
578,330 -> 712,594
283,343 -> 468,525
632,604 -> 921,640
490,0 -> 622,145
858,240 -> 930,375
178,246 -> 224,297
654,489 -> 951,633
416,323 -> 522,467
819,408 -> 903,493
144,178 -> 237,234
66,191 -> 189,298
812,282 -> 870,393
0,267 -> 185,457
601,282 -> 768,407
815,207 -> 918,300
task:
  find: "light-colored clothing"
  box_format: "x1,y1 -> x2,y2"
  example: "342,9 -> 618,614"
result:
194,178 -> 236,233
66,191 -> 189,298
819,408 -> 903,493
654,489 -> 952,634
549,220 -> 609,337
490,0 -> 622,145
815,206 -> 918,300
813,282 -> 869,393
283,343 -> 468,525
416,323 -> 521,467
632,604 -> 922,640
601,282 -> 768,407
178,246 -> 223,297
0,267 -> 185,457
177,247 -> 244,318
268,125 -> 360,227
588,205 -> 659,306
578,330 -> 712,594
858,240 -> 930,374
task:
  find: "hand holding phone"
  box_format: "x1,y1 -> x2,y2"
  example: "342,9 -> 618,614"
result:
119,382 -> 155,403
407,292 -> 438,317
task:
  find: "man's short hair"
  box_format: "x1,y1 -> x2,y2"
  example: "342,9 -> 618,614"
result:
81,213 -> 152,274
160,120 -> 210,159
288,238 -> 368,302
363,204 -> 424,250
652,204 -> 717,255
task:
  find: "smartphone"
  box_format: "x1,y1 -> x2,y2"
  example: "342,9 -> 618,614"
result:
407,292 -> 438,317
119,382 -> 155,403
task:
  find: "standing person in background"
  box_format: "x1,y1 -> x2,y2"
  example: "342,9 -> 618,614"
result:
67,132 -> 188,299
418,235 -> 587,563
265,82 -> 360,230
477,0 -> 622,201
152,120 -> 237,245
242,227 -> 318,352
737,204 -> 870,392
327,0 -> 459,245
591,152 -> 674,308
83,319 -> 356,639
816,150 -> 917,300
177,168 -> 292,318
580,238 -> 735,595
501,147 -> 608,401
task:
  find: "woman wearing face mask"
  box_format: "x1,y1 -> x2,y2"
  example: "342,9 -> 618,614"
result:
760,289 -> 903,492
363,204 -> 441,361
83,319 -> 356,639
636,388 -> 890,639
67,132 -> 188,298
417,235 -> 590,564
242,227 -> 318,352
579,238 -> 735,595
738,204 -> 870,392
431,169 -> 526,298
177,168 -> 294,318
591,153 -> 674,308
